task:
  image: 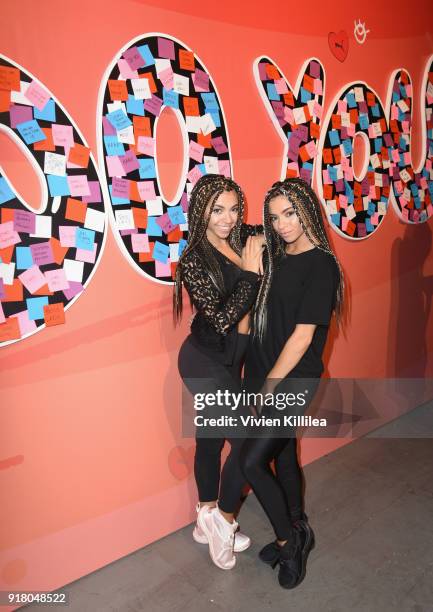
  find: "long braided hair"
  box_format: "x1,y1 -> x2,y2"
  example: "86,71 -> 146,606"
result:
173,174 -> 245,324
252,177 -> 345,340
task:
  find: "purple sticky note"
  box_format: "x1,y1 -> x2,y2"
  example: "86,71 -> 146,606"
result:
300,167 -> 312,183
10,104 -> 33,129
63,281 -> 84,300
192,69 -> 210,92
211,136 -> 228,154
0,278 -> 4,299
309,61 -> 320,79
144,95 -> 163,117
180,191 -> 189,212
13,209 -> 36,234
103,116 -> 117,136
82,181 -> 102,204
112,177 -> 130,199
120,228 -> 138,236
157,37 -> 175,60
271,101 -> 284,119
123,46 -> 146,70
258,62 -> 268,81
357,223 -> 367,237
120,150 -> 140,174
335,179 -> 345,193
30,241 -> 55,266
297,125 -> 309,143
156,213 -> 177,234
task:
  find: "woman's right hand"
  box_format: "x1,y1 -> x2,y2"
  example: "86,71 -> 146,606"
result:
241,235 -> 265,274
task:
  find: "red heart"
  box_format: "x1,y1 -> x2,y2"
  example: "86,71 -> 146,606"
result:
328,31 -> 349,63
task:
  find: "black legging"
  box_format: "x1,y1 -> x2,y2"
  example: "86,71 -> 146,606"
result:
178,334 -> 248,514
240,378 -> 319,542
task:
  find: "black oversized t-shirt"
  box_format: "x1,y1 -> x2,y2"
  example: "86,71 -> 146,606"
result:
244,247 -> 339,381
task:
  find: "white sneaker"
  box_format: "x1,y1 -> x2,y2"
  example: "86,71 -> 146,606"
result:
192,504 -> 251,552
197,505 -> 238,570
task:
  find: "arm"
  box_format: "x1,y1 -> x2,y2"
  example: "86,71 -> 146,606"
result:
267,324 -> 316,379
182,252 -> 260,336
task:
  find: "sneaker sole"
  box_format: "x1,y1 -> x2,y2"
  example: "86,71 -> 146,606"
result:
196,510 -> 236,570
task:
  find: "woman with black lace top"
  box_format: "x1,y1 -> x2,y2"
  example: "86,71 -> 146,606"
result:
173,174 -> 264,571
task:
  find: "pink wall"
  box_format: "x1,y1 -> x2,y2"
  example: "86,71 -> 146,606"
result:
1,0 -> 433,599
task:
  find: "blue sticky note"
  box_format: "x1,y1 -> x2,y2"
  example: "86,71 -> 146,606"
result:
328,166 -> 338,181
106,109 -> 132,131
329,130 -> 340,146
137,44 -> 155,66
163,88 -> 179,109
16,246 -> 34,270
197,163 -> 207,175
206,110 -> 221,128
342,139 -> 353,155
167,205 -> 186,225
126,95 -> 144,116
371,104 -> 381,118
414,196 -> 421,209
47,175 -> 70,196
200,93 -> 219,111
75,227 -> 95,251
152,241 -> 169,263
374,138 -> 383,153
330,213 -> 341,226
410,183 -> 419,196
16,120 -> 46,145
139,158 -> 156,179
359,114 -> 369,130
0,177 -> 15,204
109,185 -> 130,205
146,217 -> 163,236
346,93 -> 357,108
34,98 -> 56,122
266,83 -> 279,101
104,135 -> 125,156
178,238 -> 187,256
368,202 -> 376,216
300,87 -> 312,103
26,296 -> 49,321
365,218 -> 373,233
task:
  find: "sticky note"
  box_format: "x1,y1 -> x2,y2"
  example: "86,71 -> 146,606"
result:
47,175 -> 70,197
44,302 -> 66,326
63,258 -> 84,282
16,120 -> 46,144
167,206 -> 186,225
75,227 -> 96,251
16,246 -> 33,270
26,296 -> 49,320
106,109 -> 132,131
18,264 -> 46,293
131,78 -> 152,100
44,268 -> 70,291
44,152 -> 66,176
152,240 -> 169,263
52,124 -> 74,148
24,80 -> 51,110
34,98 -> 56,122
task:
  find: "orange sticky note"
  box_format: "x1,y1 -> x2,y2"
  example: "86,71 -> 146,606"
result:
197,132 -> 211,149
1,208 -> 14,224
33,284 -> 54,296
0,66 -> 20,91
140,72 -> 157,93
108,79 -> 128,101
132,207 -> 148,228
171,261 -> 178,279
310,122 -> 320,139
49,237 -> 69,265
265,64 -> 280,80
0,89 -> 11,112
179,50 -> 195,71
322,148 -> 333,164
167,227 -> 182,242
323,185 -> 333,200
346,220 -> 356,236
0,244 -> 14,264
68,143 -> 90,168
183,96 -> 200,116
139,249 -> 154,262
129,181 -> 143,203
303,74 -> 315,93
2,278 -> 23,302
34,127 -> 55,151
283,92 -> 294,106
0,317 -> 21,342
331,114 -> 341,129
65,197 -> 87,223
44,302 -> 65,327
133,115 -> 151,138
333,147 -> 341,164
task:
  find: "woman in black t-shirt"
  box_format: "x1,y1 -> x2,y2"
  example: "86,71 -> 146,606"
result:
240,178 -> 344,590
173,174 -> 264,571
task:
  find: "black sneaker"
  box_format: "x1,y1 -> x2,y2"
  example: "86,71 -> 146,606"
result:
292,517 -> 315,585
277,530 -> 303,589
258,540 -> 281,568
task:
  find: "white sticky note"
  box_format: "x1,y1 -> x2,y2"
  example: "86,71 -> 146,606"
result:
117,125 -> 135,144
44,152 -> 66,176
30,215 -> 52,238
131,78 -> 152,100
146,197 -> 163,216
115,209 -> 135,230
173,73 -> 189,96
84,208 -> 105,233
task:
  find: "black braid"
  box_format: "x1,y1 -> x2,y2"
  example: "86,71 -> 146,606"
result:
252,177 -> 345,340
173,174 -> 245,324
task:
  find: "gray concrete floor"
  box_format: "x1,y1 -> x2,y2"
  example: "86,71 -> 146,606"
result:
25,426 -> 433,611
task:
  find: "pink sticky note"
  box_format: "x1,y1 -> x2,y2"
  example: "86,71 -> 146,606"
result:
76,243 -> 97,263
218,160 -> 231,178
337,99 -> 347,113
117,59 -> 139,79
156,213 -> 177,234
192,69 -> 209,92
123,46 -> 146,70
0,302 -> 5,324
67,175 -> 90,197
137,136 -> 155,156
312,101 -> 322,119
313,79 -> 323,95
24,80 -> 51,111
83,181 -> 102,204
287,162 -> 300,177
275,79 -> 288,94
137,181 -> 156,201
157,37 -> 175,60
305,141 -> 317,158
106,156 -> 126,177
18,265 -> 46,293
187,166 -> 203,185
189,140 -> 204,163
0,221 -> 21,249
131,233 -> 149,253
144,95 -> 163,117
341,217 -> 349,231
59,225 -> 77,247
283,106 -> 294,124
211,137 -> 228,154
10,104 -> 33,128
155,260 -> 172,277
10,310 -> 37,335
52,124 -> 74,148
159,67 -> 174,90
44,268 -> 70,291
120,150 -> 140,174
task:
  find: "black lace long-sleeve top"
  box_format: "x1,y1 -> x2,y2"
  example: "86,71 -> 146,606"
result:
181,224 -> 262,365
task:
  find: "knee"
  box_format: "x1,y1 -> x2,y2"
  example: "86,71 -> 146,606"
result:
240,448 -> 262,483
